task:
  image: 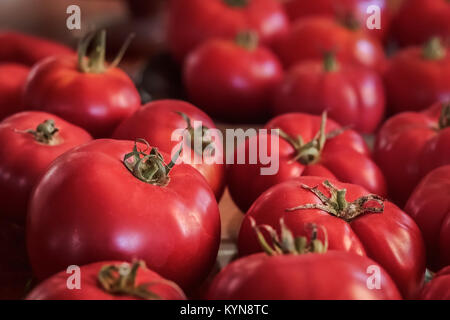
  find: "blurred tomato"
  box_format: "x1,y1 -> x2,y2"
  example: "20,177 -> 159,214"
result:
0,63 -> 29,121
183,35 -> 283,123
167,0 -> 289,62
273,53 -> 385,133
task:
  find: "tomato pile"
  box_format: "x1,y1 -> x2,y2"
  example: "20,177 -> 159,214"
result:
1,0 -> 450,301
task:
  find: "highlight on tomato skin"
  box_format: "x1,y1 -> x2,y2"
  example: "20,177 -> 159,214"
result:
26,260 -> 187,300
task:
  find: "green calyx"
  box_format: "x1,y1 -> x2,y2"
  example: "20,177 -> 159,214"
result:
251,217 -> 328,256
98,260 -> 185,300
26,119 -> 60,145
439,103 -> 450,129
224,0 -> 248,8
176,111 -> 213,155
323,52 -> 339,72
235,31 -> 259,51
423,37 -> 446,60
78,29 -> 135,74
123,139 -> 182,187
277,112 -> 345,165
286,180 -> 385,222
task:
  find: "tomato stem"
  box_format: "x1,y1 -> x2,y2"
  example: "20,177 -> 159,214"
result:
176,111 -> 213,155
250,217 -> 328,256
423,37 -> 446,60
235,31 -> 259,51
323,52 -> 339,72
24,119 -> 60,145
286,180 -> 385,222
439,103 -> 450,130
123,139 -> 182,186
224,0 -> 248,8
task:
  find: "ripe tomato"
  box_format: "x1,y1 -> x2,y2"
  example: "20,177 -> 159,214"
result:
391,0 -> 450,47
283,0 -> 391,41
27,139 -> 221,291
405,165 -> 450,271
113,99 -> 226,200
384,38 -> 450,114
420,267 -> 450,300
228,112 -> 387,212
183,35 -> 283,123
23,30 -> 140,138
0,63 -> 29,120
275,16 -> 385,71
0,31 -> 73,66
26,260 -> 186,300
208,219 -> 401,299
238,176 -> 425,298
0,111 -> 92,225
167,0 -> 289,62
374,103 -> 450,206
273,53 -> 385,133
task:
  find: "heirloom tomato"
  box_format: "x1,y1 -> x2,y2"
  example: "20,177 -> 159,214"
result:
167,0 -> 289,62
273,53 -> 385,133
384,37 -> 450,114
405,165 -> 450,271
391,0 -> 450,47
275,16 -> 385,71
419,267 -> 450,300
283,0 -> 391,41
0,63 -> 29,120
374,103 -> 450,206
27,260 -> 186,300
23,30 -> 140,138
238,176 -> 425,298
183,34 -> 283,123
0,111 -> 92,225
208,219 -> 401,300
113,99 -> 226,200
228,112 -> 386,212
27,139 -> 221,291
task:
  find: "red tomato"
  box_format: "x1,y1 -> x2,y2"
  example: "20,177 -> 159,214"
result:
238,176 -> 425,298
391,0 -> 450,47
0,31 -> 73,66
23,30 -> 140,138
374,103 -> 450,206
283,0 -> 391,41
228,112 -> 386,212
113,100 -> 226,200
420,267 -> 450,300
167,0 -> 289,62
384,38 -> 450,114
275,16 -> 385,71
0,63 -> 29,120
273,53 -> 385,133
0,221 -> 32,300
0,111 -> 92,225
208,219 -> 401,299
405,165 -> 450,271
26,260 -> 186,300
183,36 -> 283,123
27,139 -> 221,291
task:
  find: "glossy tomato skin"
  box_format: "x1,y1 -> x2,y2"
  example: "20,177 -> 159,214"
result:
0,31 -> 73,66
283,0 -> 391,41
26,261 -> 186,300
0,63 -> 29,120
113,100 -> 226,200
207,251 -> 401,300
183,39 -> 283,123
23,56 -> 141,138
238,177 -> 425,298
391,0 -> 450,47
0,111 -> 92,225
405,166 -> 450,271
384,45 -> 450,114
273,59 -> 385,133
167,0 -> 289,62
27,139 -> 221,291
420,266 -> 450,300
227,113 -> 386,212
275,16 -> 385,71
374,103 -> 450,206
